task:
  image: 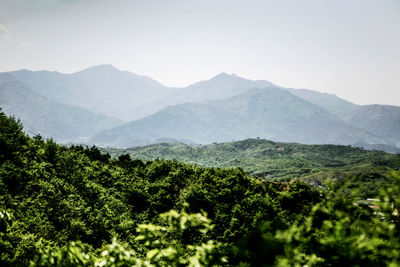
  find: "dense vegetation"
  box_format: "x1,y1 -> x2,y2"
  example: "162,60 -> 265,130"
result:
1,110 -> 400,266
105,140 -> 400,197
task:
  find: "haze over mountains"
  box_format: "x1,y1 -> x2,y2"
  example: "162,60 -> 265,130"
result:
92,87 -> 379,148
9,65 -> 179,121
0,72 -> 122,142
0,65 -> 399,151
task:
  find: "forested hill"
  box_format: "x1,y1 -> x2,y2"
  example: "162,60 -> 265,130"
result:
104,138 -> 400,179
2,110 -> 400,266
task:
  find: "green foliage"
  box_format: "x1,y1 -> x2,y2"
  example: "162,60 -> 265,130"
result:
1,110 -> 307,265
104,139 -> 400,198
0,110 -> 28,163
379,170 -> 400,229
235,171 -> 400,266
2,110 -> 400,266
134,209 -> 226,266
32,209 -> 225,267
33,242 -> 93,267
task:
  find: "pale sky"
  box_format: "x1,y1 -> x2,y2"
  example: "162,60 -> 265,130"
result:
0,0 -> 399,106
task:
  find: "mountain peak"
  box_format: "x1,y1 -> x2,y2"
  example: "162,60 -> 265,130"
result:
213,72 -> 237,79
216,72 -> 229,76
78,64 -> 120,73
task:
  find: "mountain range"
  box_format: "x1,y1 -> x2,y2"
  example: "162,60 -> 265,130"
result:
92,87 -> 379,148
0,73 -> 122,142
9,65 -> 179,121
0,65 -> 398,151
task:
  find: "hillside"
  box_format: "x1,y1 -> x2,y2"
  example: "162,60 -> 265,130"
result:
287,88 -> 359,117
142,73 -> 357,120
104,138 -> 400,186
0,73 -> 122,142
8,65 -> 179,121
0,109 -> 323,265
344,105 -> 400,148
155,72 -> 275,105
92,87 -> 383,148
2,110 -> 400,266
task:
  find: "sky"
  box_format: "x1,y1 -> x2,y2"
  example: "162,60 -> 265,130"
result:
0,0 -> 399,106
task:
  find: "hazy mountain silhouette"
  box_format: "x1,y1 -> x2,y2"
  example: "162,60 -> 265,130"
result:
344,105 -> 400,148
0,73 -> 122,143
1,66 -> 399,151
8,65 -> 179,121
287,88 -> 359,118
92,87 -> 383,148
5,66 -> 359,122
130,72 -> 357,120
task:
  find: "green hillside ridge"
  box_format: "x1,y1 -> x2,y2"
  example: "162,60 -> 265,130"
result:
0,108 -> 325,265
104,138 -> 400,194
3,108 -> 400,266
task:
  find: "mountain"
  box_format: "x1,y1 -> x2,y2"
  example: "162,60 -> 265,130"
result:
168,72 -> 358,119
8,65 -> 179,121
92,87 -> 383,148
5,66 -> 361,122
0,73 -> 122,143
130,72 -> 359,120
344,105 -> 400,148
2,66 -> 399,149
287,88 -> 359,118
160,72 -> 276,104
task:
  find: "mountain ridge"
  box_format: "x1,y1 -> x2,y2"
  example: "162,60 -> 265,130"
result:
0,73 -> 122,142
7,65 -> 179,121
103,137 -> 400,181
344,105 -> 400,148
92,87 -> 384,148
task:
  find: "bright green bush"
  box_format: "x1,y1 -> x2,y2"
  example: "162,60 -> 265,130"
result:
32,209 -> 226,266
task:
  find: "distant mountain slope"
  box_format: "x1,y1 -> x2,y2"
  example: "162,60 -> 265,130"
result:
8,65 -> 179,121
3,66 -> 399,149
142,73 -> 360,119
287,88 -> 359,117
161,72 -> 275,104
0,73 -> 122,143
344,105 -> 400,147
5,66 -> 361,121
8,69 -> 73,105
92,87 -> 383,148
130,73 -> 360,121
